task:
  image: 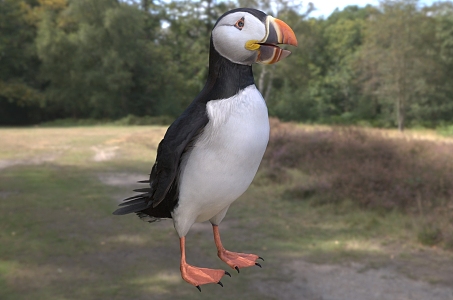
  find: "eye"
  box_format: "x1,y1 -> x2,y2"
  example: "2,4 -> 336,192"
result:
234,17 -> 245,30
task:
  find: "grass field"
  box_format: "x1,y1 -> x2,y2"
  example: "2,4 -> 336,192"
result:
1,124 -> 453,300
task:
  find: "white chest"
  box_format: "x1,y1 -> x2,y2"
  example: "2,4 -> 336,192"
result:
174,85 -> 269,230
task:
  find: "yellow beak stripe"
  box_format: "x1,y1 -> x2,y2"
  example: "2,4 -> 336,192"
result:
245,40 -> 260,51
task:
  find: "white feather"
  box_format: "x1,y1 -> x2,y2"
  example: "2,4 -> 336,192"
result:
172,85 -> 269,237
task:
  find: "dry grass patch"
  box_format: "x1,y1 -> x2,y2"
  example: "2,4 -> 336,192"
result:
262,118 -> 453,248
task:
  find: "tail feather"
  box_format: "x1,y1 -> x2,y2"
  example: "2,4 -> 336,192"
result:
113,199 -> 150,215
122,194 -> 146,201
113,178 -> 153,215
118,198 -> 149,207
113,172 -> 174,221
133,187 -> 152,193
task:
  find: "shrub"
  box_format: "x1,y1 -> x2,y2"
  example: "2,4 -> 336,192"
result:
417,223 -> 443,246
263,118 -> 453,211
39,115 -> 174,127
113,114 -> 174,126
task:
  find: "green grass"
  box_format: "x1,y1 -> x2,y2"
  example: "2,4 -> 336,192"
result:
437,124 -> 453,137
1,125 -> 452,299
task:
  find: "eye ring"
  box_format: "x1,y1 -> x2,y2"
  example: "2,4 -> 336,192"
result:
234,17 -> 245,30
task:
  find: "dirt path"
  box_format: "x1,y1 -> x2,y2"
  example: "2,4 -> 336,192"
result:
256,260 -> 453,300
0,153 -> 59,169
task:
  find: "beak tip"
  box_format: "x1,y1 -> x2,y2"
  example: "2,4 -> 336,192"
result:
281,50 -> 292,60
288,38 -> 298,47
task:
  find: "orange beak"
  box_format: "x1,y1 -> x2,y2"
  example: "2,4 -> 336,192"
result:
256,16 -> 298,64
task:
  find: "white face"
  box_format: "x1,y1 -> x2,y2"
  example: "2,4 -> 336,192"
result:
212,12 -> 266,65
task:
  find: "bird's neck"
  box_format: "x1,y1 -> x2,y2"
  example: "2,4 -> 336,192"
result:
200,39 -> 255,102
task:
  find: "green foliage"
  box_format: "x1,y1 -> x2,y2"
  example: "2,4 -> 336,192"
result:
358,0 -> 442,131
36,0 -> 161,118
0,0 -> 42,124
1,0 -> 453,128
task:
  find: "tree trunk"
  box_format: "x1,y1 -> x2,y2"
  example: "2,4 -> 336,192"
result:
396,90 -> 405,132
257,65 -> 275,101
141,0 -> 149,11
264,68 -> 274,100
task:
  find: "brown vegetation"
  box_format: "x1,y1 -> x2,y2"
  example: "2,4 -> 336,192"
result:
262,119 -> 453,246
264,118 -> 453,210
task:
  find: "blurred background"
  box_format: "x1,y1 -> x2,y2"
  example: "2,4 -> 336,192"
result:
1,0 -> 453,132
1,0 -> 453,299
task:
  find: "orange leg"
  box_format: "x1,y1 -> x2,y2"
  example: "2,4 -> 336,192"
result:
213,225 -> 263,273
179,237 -> 229,291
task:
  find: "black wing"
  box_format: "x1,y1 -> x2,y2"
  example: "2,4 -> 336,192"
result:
112,101 -> 209,216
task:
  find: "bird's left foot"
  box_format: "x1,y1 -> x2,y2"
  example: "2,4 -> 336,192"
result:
218,249 -> 264,272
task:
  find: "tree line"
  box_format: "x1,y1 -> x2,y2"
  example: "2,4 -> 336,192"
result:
1,0 -> 453,130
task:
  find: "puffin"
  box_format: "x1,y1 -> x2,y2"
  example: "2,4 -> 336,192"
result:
113,8 -> 297,291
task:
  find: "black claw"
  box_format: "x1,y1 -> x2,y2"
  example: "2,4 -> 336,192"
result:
258,256 -> 265,261
196,285 -> 201,292
255,262 -> 262,268
235,266 -> 240,273
225,271 -> 231,277
217,281 -> 224,287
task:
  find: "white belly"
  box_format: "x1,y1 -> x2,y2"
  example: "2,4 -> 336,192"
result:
172,85 -> 269,237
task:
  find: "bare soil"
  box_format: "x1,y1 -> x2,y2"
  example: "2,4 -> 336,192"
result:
255,260 -> 453,300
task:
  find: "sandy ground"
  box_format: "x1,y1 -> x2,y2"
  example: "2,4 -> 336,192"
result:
91,146 -> 119,162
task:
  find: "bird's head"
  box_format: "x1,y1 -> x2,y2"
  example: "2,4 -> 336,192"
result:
211,8 -> 298,66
